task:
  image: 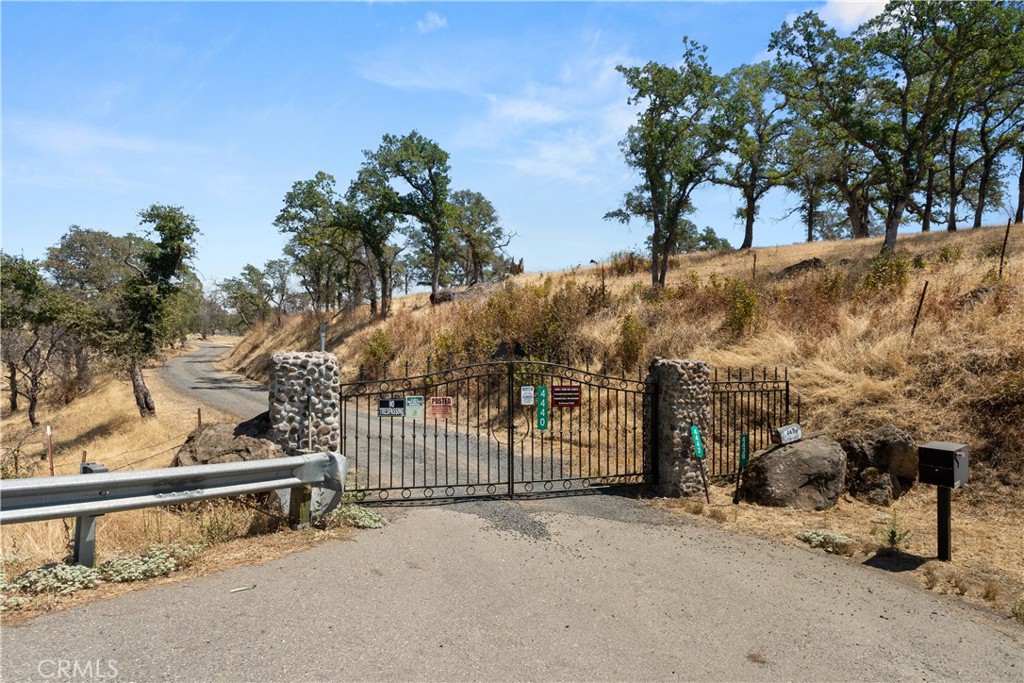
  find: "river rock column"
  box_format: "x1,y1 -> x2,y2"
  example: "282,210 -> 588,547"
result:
645,359 -> 711,497
268,352 -> 341,455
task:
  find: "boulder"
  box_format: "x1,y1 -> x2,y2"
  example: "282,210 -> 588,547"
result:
778,257 -> 827,278
740,437 -> 847,510
839,424 -> 917,506
171,412 -> 283,467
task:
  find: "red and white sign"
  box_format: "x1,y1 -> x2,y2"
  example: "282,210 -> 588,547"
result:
551,385 -> 581,407
428,396 -> 455,419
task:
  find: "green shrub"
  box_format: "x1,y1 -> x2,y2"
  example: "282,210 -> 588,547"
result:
1012,599 -> 1024,624
912,254 -> 928,270
863,252 -> 911,296
814,270 -> 845,298
725,278 -> 760,336
324,504 -> 387,529
9,563 -> 100,596
874,514 -> 912,551
795,529 -> 853,555
97,546 -> 180,583
615,313 -> 647,372
360,328 -> 394,378
937,244 -> 964,264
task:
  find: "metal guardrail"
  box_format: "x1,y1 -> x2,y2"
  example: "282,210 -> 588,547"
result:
0,453 -> 348,565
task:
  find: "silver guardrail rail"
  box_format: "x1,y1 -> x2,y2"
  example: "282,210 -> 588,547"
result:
0,452 -> 348,565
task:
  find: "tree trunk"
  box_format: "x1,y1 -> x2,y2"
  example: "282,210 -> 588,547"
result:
377,260 -> 391,320
974,158 -> 995,228
7,361 -> 18,413
75,346 -> 91,393
430,249 -> 442,303
1016,151 -> 1024,224
650,220 -> 662,289
26,374 -> 40,427
839,183 -> 871,238
130,363 -> 156,418
881,201 -> 908,253
27,393 -> 38,428
922,167 -> 935,233
805,188 -> 817,243
740,193 -> 755,250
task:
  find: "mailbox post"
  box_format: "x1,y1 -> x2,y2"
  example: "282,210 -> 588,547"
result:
918,441 -> 969,561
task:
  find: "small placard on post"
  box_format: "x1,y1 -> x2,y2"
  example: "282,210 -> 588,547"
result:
771,423 -> 803,445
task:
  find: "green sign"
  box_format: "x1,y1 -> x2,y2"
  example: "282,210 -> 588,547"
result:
536,386 -> 549,430
690,425 -> 705,459
739,434 -> 750,470
406,396 -> 425,420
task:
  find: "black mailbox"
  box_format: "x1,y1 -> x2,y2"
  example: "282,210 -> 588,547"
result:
918,441 -> 968,488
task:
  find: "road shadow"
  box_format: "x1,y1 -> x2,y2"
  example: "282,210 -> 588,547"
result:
189,375 -> 265,393
862,549 -> 929,572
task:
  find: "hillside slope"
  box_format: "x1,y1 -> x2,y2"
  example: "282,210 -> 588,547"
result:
228,226 -> 1023,483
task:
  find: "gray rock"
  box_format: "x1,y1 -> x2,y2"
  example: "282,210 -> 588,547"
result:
741,437 -> 847,510
858,467 -> 895,506
839,424 -> 917,504
171,412 -> 283,467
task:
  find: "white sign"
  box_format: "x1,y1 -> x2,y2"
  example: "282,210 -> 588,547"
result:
406,395 -> 425,420
520,385 -> 535,406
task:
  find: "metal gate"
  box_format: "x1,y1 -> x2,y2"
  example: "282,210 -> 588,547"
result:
339,361 -> 654,502
707,367 -> 793,477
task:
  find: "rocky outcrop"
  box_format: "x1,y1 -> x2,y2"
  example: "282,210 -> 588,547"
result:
839,424 -> 917,506
171,412 -> 283,467
778,257 -> 827,278
740,437 -> 847,510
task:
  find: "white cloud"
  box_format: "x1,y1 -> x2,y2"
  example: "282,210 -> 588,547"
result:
817,1 -> 887,30
488,96 -> 567,125
416,11 -> 447,34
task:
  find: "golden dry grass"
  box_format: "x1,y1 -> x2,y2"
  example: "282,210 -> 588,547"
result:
659,478 -> 1024,622
0,344 -> 345,620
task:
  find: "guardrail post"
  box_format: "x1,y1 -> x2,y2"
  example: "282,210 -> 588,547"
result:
289,485 -> 312,530
73,462 -> 108,567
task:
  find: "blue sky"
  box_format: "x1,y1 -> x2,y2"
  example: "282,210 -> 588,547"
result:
6,0 -> 986,287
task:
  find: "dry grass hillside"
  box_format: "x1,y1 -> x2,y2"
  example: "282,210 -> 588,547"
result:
225,225 -> 1024,622
229,225 -> 1023,485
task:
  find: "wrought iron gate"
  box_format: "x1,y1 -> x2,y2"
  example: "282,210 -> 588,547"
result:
339,361 -> 654,502
707,367 -> 793,477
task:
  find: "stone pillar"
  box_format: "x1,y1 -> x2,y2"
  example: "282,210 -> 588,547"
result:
645,359 -> 711,497
268,352 -> 341,455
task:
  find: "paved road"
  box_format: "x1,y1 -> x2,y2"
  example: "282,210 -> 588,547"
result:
2,497 -> 1021,682
161,343 -> 267,419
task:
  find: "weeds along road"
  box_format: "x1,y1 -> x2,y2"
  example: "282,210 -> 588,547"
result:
2,497 -> 1022,682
